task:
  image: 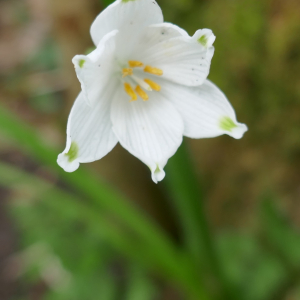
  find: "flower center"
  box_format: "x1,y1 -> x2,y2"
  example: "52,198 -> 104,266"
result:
122,60 -> 162,102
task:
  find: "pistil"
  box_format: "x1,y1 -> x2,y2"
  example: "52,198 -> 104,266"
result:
122,61 -> 163,102
131,75 -> 152,91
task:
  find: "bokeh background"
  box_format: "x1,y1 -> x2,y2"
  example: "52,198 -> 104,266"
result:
0,0 -> 300,299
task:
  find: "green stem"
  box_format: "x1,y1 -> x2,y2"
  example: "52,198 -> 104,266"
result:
165,141 -> 208,265
165,140 -> 237,299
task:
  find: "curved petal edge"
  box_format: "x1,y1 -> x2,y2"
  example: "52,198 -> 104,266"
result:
57,92 -> 118,172
160,79 -> 248,140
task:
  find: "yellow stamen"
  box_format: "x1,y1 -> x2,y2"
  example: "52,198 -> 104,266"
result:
144,79 -> 161,91
135,85 -> 149,101
124,83 -> 137,102
144,65 -> 163,76
122,68 -> 133,77
128,60 -> 144,68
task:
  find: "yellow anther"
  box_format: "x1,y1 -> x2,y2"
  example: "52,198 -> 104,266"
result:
124,83 -> 137,102
135,85 -> 149,101
128,60 -> 144,68
144,65 -> 163,76
144,79 -> 161,91
122,68 -> 133,77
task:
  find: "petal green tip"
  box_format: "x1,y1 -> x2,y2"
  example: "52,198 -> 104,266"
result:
198,35 -> 208,46
79,59 -> 85,68
66,142 -> 79,162
219,117 -> 238,132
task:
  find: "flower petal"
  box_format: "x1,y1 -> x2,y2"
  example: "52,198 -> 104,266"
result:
194,28 -> 216,49
90,0 -> 163,47
57,90 -> 118,172
192,28 -> 215,62
159,79 -> 248,139
72,30 -> 118,107
132,24 -> 215,86
111,86 -> 184,183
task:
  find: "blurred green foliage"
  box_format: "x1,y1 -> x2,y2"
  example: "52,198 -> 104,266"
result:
0,0 -> 300,299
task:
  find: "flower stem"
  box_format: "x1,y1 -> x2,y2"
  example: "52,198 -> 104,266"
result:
165,139 -> 238,299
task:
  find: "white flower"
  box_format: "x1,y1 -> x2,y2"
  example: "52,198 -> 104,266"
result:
57,0 -> 247,183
